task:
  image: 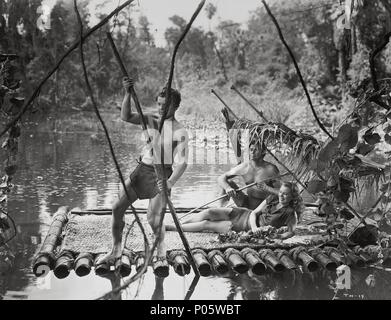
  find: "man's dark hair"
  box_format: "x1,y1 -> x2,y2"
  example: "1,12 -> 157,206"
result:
157,87 -> 181,108
249,141 -> 266,154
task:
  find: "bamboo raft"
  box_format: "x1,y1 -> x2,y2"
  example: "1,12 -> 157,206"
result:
32,206 -> 391,279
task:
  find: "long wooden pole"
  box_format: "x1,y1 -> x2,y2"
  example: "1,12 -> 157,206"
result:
211,89 -> 238,120
230,85 -> 267,122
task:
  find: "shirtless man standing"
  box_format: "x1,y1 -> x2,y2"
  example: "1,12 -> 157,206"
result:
217,143 -> 280,209
98,77 -> 188,265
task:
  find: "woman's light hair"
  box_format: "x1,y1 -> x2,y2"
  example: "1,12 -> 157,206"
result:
281,181 -> 304,218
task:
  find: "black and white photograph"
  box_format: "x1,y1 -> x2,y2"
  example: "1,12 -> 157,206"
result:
1,0 -> 391,306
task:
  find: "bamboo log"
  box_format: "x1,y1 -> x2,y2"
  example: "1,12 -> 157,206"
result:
345,249 -> 365,268
32,255 -> 52,277
323,247 -> 344,265
94,253 -> 110,276
274,249 -> 297,270
74,252 -> 93,277
115,249 -> 133,277
241,248 -> 267,275
53,250 -> 74,279
225,248 -> 249,274
32,206 -> 69,277
152,257 -> 169,278
309,248 -> 337,271
192,249 -> 212,277
259,249 -> 285,273
353,246 -> 375,264
290,246 -> 319,273
168,250 -> 191,276
208,250 -> 229,275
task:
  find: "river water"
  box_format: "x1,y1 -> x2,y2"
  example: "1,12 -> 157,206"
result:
1,112 -> 391,300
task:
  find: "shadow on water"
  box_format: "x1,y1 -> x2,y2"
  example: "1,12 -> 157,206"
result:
1,112 -> 391,300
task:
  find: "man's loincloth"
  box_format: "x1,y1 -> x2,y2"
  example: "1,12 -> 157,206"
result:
129,161 -> 173,200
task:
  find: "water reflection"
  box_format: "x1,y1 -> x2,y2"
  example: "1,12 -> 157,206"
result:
1,113 -> 391,300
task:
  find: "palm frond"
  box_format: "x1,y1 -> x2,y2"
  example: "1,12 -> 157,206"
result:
232,119 -> 321,175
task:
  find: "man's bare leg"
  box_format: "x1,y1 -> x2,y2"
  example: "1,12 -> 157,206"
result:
151,276 -> 165,300
98,178 -> 138,264
147,192 -> 167,258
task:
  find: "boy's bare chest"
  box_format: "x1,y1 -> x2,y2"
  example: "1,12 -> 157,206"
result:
147,121 -> 183,148
242,165 -> 269,183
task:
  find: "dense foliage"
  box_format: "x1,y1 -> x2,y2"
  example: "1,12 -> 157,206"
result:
0,0 -> 389,121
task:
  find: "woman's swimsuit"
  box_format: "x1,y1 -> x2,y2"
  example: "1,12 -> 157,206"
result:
228,195 -> 297,232
258,195 -> 297,229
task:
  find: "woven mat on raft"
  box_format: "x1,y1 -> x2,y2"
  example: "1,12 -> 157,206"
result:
59,210 -> 358,255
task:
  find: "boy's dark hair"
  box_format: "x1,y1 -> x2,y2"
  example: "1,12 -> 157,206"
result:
157,87 -> 181,108
249,141 -> 266,155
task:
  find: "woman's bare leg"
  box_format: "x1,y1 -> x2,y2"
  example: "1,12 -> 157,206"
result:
181,207 -> 233,224
167,220 -> 232,233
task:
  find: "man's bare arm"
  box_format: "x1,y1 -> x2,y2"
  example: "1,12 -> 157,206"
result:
167,162 -> 188,188
120,77 -> 158,126
249,200 -> 267,233
217,162 -> 250,196
279,213 -> 297,240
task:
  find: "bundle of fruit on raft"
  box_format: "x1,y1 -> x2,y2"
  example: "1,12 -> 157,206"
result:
217,226 -> 290,244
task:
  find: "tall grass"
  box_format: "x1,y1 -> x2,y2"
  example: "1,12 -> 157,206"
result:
176,76 -> 314,133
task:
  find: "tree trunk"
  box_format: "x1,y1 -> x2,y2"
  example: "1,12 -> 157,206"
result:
334,23 -> 348,97
174,65 -> 183,90
237,45 -> 246,70
338,47 -> 347,95
351,25 -> 357,55
214,44 -> 228,81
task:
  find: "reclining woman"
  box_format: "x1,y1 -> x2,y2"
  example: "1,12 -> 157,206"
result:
166,182 -> 304,240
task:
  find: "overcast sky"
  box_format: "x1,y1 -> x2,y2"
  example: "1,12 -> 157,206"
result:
42,0 -> 263,46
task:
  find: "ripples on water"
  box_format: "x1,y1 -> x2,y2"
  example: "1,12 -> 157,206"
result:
1,114 -> 391,300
